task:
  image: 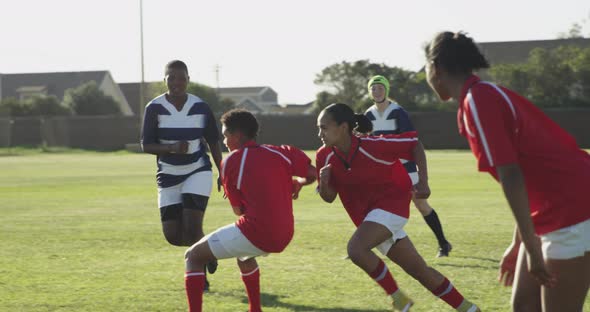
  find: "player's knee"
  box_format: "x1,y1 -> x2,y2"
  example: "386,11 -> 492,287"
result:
164,232 -> 184,246
346,241 -> 368,263
413,199 -> 433,214
183,229 -> 204,246
184,247 -> 192,260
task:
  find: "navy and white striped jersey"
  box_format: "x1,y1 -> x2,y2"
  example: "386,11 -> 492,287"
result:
365,102 -> 419,184
141,93 -> 219,188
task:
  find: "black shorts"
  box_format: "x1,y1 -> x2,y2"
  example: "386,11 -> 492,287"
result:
160,194 -> 209,221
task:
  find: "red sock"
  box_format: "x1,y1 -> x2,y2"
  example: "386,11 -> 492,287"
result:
431,277 -> 465,308
368,259 -> 399,295
185,271 -> 206,312
241,267 -> 261,312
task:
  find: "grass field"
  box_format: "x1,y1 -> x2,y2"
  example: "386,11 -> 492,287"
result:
1,149 -> 587,311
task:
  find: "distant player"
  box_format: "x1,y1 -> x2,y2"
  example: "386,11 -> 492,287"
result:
141,60 -> 222,288
424,31 -> 590,312
365,75 -> 452,257
184,109 -> 317,312
316,103 -> 480,312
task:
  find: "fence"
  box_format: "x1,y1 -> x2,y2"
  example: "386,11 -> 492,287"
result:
1,111 -> 590,150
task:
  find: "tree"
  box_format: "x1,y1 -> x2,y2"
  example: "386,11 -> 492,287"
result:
148,81 -> 234,113
63,81 -> 122,115
313,60 -> 443,112
27,95 -> 71,116
0,97 -> 31,116
558,22 -> 584,39
489,46 -> 590,108
310,90 -> 340,114
557,11 -> 590,38
0,96 -> 72,116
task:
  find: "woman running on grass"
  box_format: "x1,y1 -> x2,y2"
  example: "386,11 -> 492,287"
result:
316,103 -> 480,312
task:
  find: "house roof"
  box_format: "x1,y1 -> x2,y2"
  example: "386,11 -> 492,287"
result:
416,37 -> 590,73
479,38 -> 590,66
217,86 -> 271,94
118,82 -> 143,115
267,101 -> 314,115
0,71 -> 109,100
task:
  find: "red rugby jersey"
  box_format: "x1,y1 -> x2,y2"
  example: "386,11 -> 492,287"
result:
221,141 -> 311,252
316,133 -> 417,225
459,75 -> 590,234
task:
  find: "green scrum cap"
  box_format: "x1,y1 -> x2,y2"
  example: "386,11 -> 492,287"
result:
367,75 -> 390,101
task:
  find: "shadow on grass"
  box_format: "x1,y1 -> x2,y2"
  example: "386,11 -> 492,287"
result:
436,262 -> 497,270
456,256 -> 498,263
251,293 -> 390,312
212,291 -> 389,311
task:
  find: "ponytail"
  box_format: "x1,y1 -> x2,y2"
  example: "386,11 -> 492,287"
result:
322,103 -> 372,134
354,114 -> 373,134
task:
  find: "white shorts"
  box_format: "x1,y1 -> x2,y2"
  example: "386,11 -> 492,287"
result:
202,223 -> 268,261
408,172 -> 419,185
364,209 -> 408,256
157,170 -> 212,208
540,218 -> 590,260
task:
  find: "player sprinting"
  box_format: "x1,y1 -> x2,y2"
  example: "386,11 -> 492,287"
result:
316,103 -> 480,312
141,60 -> 221,288
365,75 -> 453,257
424,31 -> 590,312
184,109 -> 317,312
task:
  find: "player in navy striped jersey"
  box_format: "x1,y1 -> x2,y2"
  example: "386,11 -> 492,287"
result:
141,60 -> 222,285
365,75 -> 452,257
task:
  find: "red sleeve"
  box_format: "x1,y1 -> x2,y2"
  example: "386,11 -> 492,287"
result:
464,85 -> 518,170
315,147 -> 327,186
315,146 -> 339,190
370,132 -> 418,161
221,152 -> 243,208
280,145 -> 311,177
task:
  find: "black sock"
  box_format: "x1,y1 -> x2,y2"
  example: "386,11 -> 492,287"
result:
423,210 -> 448,247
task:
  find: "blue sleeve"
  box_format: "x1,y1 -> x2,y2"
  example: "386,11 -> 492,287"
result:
202,104 -> 220,144
395,108 -> 415,133
141,105 -> 158,145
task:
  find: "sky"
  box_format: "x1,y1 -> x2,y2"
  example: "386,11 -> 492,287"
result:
0,0 -> 588,104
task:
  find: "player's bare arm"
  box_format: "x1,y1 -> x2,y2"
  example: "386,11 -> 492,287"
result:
208,140 -> 224,191
142,141 -> 188,155
412,141 -> 430,199
231,205 -> 243,216
292,164 -> 317,199
496,163 -> 556,287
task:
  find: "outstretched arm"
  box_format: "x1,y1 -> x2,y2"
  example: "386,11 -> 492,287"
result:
292,164 -> 317,199
208,140 -> 224,192
142,141 -> 188,155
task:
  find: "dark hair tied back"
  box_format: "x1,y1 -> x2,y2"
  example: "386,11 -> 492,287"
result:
354,113 -> 373,134
426,31 -> 490,75
322,103 -> 373,134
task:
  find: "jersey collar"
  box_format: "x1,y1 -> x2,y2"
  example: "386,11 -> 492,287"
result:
457,75 -> 481,137
242,140 -> 258,148
459,75 -> 481,104
332,135 -> 361,170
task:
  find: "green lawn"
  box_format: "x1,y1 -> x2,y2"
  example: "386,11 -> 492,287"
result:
0,150 -> 586,311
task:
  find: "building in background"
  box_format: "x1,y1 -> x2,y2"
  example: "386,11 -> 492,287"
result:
216,86 -> 278,113
0,71 -> 133,115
